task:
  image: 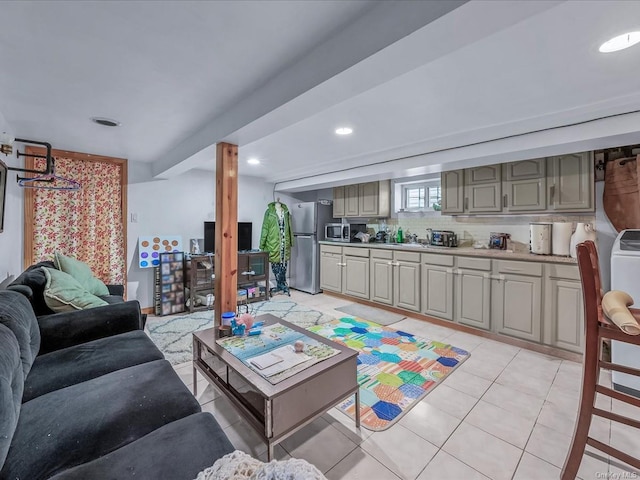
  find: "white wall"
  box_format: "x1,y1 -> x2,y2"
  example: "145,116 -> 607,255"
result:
0,149 -> 25,287
127,168 -> 274,308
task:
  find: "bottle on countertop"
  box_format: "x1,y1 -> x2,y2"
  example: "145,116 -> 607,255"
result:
397,226 -> 404,244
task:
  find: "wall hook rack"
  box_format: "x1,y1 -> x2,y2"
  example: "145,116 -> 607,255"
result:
6,138 -> 54,180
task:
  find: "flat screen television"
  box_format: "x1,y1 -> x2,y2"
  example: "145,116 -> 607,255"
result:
204,221 -> 252,253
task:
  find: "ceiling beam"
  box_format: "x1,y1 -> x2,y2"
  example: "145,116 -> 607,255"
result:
152,0 -> 468,178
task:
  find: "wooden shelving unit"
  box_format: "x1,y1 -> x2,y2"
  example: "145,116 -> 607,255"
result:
184,254 -> 215,313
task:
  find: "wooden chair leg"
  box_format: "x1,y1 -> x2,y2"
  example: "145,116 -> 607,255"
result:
561,335 -> 601,479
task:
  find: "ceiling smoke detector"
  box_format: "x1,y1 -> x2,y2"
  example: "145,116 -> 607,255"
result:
91,117 -> 121,127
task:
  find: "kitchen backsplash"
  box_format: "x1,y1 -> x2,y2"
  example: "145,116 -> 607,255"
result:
367,213 -> 596,250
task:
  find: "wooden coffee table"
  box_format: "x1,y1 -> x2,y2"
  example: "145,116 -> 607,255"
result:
192,314 -> 360,460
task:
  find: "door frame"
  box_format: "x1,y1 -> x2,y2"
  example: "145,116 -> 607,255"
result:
23,147 -> 128,283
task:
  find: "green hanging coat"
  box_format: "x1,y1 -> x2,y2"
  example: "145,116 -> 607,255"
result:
259,202 -> 293,263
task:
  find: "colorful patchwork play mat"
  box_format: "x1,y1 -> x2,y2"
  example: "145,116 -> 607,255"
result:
309,318 -> 470,431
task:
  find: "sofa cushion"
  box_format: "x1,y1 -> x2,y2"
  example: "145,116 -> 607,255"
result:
0,291 -> 41,377
42,267 -> 109,312
23,330 -> 164,402
7,261 -> 56,316
1,359 -> 201,480
48,413 -> 235,480
0,324 -> 24,471
54,252 -> 110,297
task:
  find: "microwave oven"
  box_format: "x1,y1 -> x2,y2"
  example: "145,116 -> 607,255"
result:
325,223 -> 368,242
325,223 -> 349,242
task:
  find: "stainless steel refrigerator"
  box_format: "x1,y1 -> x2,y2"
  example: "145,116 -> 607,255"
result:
289,201 -> 335,294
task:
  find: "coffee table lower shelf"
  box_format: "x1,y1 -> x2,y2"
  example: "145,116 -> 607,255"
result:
192,315 -> 360,461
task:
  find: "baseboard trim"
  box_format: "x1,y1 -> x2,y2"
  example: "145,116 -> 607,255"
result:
324,291 -> 583,363
141,307 -> 155,315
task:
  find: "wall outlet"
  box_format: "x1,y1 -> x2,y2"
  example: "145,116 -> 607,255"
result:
130,213 -> 138,223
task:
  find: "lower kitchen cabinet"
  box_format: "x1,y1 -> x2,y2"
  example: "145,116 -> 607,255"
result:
343,248 -> 370,300
492,260 -> 542,342
370,250 -> 393,305
421,253 -> 454,320
394,251 -> 421,312
455,257 -> 491,330
320,245 -> 343,293
543,264 -> 584,353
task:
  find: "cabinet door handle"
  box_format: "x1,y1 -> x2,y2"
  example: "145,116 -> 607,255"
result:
503,194 -> 508,208
550,185 -> 555,202
337,263 -> 346,267
464,197 -> 469,210
240,270 -> 256,275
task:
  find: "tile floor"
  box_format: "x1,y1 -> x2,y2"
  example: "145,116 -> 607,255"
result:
169,290 -> 639,480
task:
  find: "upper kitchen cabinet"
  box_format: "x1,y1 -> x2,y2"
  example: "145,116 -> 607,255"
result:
440,151 -> 593,215
333,186 -> 345,217
502,158 -> 547,212
547,152 -> 594,212
441,170 -> 464,214
332,181 -> 390,218
345,184 -> 360,217
465,166 -> 502,213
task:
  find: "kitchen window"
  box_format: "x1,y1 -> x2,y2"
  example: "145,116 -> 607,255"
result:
400,182 -> 441,212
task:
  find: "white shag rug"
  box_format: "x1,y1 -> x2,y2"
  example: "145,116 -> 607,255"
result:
194,450 -> 327,480
146,297 -> 335,365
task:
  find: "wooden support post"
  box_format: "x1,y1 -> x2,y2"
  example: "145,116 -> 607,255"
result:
214,142 -> 238,326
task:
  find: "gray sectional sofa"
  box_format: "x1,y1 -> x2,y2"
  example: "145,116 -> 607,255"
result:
0,287 -> 234,479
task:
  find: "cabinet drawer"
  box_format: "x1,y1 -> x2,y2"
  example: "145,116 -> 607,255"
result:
320,244 -> 343,255
370,249 -> 393,259
496,260 -> 542,277
394,251 -> 421,263
343,247 -> 370,258
422,253 -> 454,266
457,256 -> 491,271
547,264 -> 580,280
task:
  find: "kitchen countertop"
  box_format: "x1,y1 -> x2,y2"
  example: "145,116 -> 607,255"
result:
318,240 -> 577,264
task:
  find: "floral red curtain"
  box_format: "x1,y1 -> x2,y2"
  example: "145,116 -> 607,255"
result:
31,156 -> 126,284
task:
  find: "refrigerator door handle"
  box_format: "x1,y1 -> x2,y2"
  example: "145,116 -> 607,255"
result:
296,235 -> 312,239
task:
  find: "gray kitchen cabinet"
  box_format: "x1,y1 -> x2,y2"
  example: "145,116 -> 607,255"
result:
393,251 -> 421,312
441,170 -> 464,214
421,253 -> 454,320
320,245 -> 343,293
465,166 -> 502,213
370,250 -> 393,305
345,184 -> 360,217
543,264 -> 584,353
332,186 -> 345,217
492,260 -> 542,342
343,249 -> 370,300
333,181 -> 390,218
547,152 -> 594,212
359,182 -> 379,216
502,159 -> 547,212
455,257 -> 491,330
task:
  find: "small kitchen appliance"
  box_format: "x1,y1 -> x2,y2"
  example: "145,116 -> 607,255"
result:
530,222 -> 552,255
489,232 -> 510,250
427,229 -> 458,247
325,223 -> 349,242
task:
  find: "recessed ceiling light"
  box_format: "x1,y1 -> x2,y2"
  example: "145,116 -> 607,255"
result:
247,158 -> 260,165
91,117 -> 121,127
599,32 -> 640,53
335,127 -> 353,136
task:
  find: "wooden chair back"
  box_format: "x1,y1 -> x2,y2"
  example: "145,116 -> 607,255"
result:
562,240 -> 640,478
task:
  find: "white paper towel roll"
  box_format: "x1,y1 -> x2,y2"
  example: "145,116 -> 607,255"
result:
552,222 -> 573,256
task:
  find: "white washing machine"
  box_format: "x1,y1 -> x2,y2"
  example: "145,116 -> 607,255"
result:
610,229 -> 640,397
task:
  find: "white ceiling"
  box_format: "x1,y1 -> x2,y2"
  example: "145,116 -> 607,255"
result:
2,1 -> 640,192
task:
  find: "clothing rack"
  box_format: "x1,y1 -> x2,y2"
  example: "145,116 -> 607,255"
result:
7,138 -> 81,190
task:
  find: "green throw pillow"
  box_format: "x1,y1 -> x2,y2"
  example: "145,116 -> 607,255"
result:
42,267 -> 109,313
54,252 -> 110,296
